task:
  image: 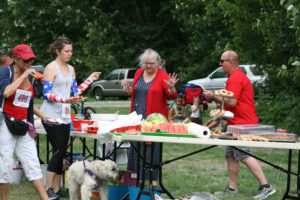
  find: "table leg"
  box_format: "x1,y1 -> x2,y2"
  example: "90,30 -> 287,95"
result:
93,139 -> 97,160
137,143 -> 147,200
297,150 -> 300,199
283,150 -> 292,199
70,136 -> 73,163
46,134 -> 49,163
82,138 -> 86,157
158,143 -> 174,199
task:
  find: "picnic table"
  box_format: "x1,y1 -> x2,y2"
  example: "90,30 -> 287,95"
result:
36,130 -> 300,200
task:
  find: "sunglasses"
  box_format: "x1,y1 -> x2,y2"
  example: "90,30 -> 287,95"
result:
145,62 -> 155,66
22,58 -> 35,63
220,59 -> 230,63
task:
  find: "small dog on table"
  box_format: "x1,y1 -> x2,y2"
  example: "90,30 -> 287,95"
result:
67,159 -> 121,200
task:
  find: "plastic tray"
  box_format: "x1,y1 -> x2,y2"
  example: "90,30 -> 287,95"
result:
210,135 -> 237,140
259,133 -> 298,143
141,131 -> 196,138
227,124 -> 275,135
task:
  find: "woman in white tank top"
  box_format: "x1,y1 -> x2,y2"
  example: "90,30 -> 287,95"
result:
40,37 -> 101,199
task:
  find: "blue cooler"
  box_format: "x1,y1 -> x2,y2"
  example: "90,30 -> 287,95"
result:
129,186 -> 161,200
108,185 -> 129,200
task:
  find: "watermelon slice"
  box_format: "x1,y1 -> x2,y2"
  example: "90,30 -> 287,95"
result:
33,71 -> 44,79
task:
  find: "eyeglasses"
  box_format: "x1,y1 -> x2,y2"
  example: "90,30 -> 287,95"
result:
145,62 -> 155,66
220,59 -> 230,63
22,58 -> 35,63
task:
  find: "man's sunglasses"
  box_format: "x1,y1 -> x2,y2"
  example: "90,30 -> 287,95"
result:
220,59 -> 230,63
22,58 -> 35,63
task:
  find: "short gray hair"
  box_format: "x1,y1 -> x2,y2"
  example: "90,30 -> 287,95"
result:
138,48 -> 161,68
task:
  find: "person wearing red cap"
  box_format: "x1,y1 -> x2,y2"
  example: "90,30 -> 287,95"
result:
0,50 -> 12,67
0,44 -> 51,200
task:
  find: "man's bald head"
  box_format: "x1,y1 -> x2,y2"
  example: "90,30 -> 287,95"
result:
220,50 -> 240,75
222,51 -> 239,65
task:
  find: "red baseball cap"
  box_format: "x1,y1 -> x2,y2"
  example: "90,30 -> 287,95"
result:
13,44 -> 37,60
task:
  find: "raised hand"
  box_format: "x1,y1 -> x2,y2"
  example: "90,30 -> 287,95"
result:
164,72 -> 179,89
89,72 -> 101,81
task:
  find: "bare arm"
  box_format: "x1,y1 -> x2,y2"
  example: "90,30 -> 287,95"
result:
203,90 -> 238,107
3,68 -> 36,98
168,107 -> 175,120
182,106 -> 187,118
33,104 -> 48,121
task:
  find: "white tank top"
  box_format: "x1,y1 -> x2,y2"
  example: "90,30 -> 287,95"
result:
41,61 -> 73,124
191,105 -> 200,118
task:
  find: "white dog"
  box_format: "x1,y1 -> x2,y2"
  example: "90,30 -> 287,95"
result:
67,159 -> 121,200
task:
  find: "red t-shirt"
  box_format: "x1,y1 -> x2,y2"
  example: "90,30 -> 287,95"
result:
3,85 -> 34,120
225,69 -> 259,125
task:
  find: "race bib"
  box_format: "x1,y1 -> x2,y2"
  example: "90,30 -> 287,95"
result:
13,89 -> 32,108
62,103 -> 71,119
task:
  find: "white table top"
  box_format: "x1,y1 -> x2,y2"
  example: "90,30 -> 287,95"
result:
37,129 -> 300,150
37,128 -> 122,142
120,134 -> 300,150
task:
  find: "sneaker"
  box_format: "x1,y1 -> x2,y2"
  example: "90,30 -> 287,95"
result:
56,189 -> 68,198
214,186 -> 238,196
253,185 -> 276,199
46,188 -> 59,200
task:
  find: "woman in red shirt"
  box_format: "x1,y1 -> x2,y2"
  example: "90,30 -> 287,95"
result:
0,44 -> 50,200
121,48 -> 178,191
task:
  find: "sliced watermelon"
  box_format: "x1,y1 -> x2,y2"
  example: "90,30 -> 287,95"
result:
33,71 -> 44,79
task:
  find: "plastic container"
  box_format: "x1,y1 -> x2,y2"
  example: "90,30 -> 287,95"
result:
129,186 -> 161,200
10,168 -> 24,184
108,185 -> 129,200
227,124 -> 275,135
72,120 -> 92,132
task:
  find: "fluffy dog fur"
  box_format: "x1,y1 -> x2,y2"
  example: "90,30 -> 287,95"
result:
67,159 -> 121,200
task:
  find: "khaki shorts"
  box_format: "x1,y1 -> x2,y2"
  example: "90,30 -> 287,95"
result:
225,146 -> 251,161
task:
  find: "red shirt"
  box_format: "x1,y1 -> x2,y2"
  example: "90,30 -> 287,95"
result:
130,68 -> 178,118
3,85 -> 34,120
225,69 -> 259,125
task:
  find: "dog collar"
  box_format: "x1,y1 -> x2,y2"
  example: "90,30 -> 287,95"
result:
83,159 -> 100,189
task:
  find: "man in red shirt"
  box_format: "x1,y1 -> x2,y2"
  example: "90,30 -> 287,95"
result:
203,50 -> 275,199
0,50 -> 12,67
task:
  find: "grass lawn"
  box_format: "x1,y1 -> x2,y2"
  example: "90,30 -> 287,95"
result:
7,105 -> 299,200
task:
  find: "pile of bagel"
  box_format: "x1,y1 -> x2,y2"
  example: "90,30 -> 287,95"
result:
215,89 -> 234,96
210,109 -> 225,116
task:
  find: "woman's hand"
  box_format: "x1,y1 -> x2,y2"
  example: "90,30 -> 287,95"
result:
121,79 -> 132,94
89,72 -> 101,81
22,68 -> 36,79
164,73 -> 179,93
121,80 -> 129,91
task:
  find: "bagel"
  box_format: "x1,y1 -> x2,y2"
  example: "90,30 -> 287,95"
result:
227,91 -> 234,96
215,89 -> 234,96
214,90 -> 221,95
220,89 -> 227,95
210,109 -> 219,115
210,109 -> 225,116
